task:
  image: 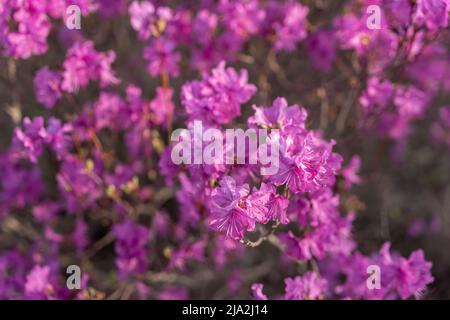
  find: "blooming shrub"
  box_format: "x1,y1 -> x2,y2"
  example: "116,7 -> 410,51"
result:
0,0 -> 449,300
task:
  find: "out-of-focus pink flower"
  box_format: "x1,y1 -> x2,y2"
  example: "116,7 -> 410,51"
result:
268,133 -> 342,194
159,287 -> 189,300
129,1 -> 172,39
182,61 -> 256,125
272,1 -> 309,52
150,87 -> 175,127
219,0 -> 265,38
284,272 -> 327,300
24,265 -> 55,299
34,68 -> 62,109
1,1 -> 51,58
414,0 -> 450,30
305,30 -> 337,72
113,219 -> 150,278
251,283 -> 268,300
249,97 -> 307,136
341,155 -> 362,189
209,176 -> 254,240
144,38 -> 181,77
61,41 -> 119,93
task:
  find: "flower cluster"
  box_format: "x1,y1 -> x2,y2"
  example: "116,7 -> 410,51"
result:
182,61 -> 257,125
113,219 -> 150,279
332,0 -> 450,145
128,0 -> 311,73
0,0 -> 446,300
33,40 -> 119,108
0,0 -> 97,59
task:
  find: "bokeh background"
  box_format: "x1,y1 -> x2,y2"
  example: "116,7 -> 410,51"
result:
0,0 -> 449,299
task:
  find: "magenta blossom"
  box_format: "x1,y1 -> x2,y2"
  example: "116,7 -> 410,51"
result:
209,176 -> 255,240
34,67 -> 62,109
181,61 -> 256,125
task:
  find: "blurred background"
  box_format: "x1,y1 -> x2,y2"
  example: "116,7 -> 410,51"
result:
0,0 -> 449,299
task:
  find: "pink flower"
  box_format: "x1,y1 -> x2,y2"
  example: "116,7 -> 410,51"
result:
1,1 -> 51,58
414,0 -> 450,30
13,117 -> 47,163
305,30 -> 337,72
209,176 -> 255,240
340,155 -> 361,189
251,283 -> 268,300
113,219 -> 150,278
34,67 -> 62,109
247,183 -> 289,224
268,133 -> 342,194
93,92 -> 127,131
144,38 -> 181,77
168,240 -> 205,271
272,1 -> 309,52
284,272 -> 327,300
129,1 -> 172,39
219,0 -> 265,38
378,244 -> 434,299
61,41 -> 119,93
25,265 -> 55,299
249,97 -> 307,136
394,85 -> 430,118
181,61 -> 256,124
159,287 -> 189,300
150,87 -> 175,127
360,77 -> 395,115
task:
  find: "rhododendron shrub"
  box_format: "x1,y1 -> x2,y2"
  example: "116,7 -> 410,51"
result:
0,0 -> 449,300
